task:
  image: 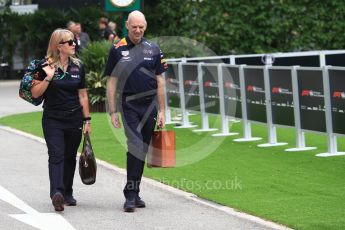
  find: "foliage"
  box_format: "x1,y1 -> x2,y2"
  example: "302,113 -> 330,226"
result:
144,0 -> 345,56
3,1 -> 345,97
2,2 -> 345,63
79,40 -> 112,74
0,9 -> 23,66
0,6 -> 120,68
79,40 -> 112,106
84,71 -> 107,105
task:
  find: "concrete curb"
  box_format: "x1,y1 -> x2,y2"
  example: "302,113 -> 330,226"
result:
0,125 -> 293,230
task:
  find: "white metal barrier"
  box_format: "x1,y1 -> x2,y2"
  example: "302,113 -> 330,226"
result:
164,50 -> 345,157
192,63 -> 218,133
212,64 -> 238,137
233,65 -> 262,142
316,66 -> 345,157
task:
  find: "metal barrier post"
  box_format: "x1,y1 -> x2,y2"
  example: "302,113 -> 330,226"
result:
174,62 -> 197,129
234,65 -> 262,142
163,72 -> 179,125
212,64 -> 239,137
316,66 -> 345,157
257,65 -> 288,147
285,66 -> 316,151
193,63 -> 218,132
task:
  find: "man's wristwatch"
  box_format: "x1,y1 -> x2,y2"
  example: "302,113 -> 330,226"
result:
83,116 -> 91,121
83,117 -> 91,124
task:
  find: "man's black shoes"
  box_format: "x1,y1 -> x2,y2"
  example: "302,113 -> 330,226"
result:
65,196 -> 77,206
135,197 -> 146,208
123,198 -> 135,212
52,192 -> 64,212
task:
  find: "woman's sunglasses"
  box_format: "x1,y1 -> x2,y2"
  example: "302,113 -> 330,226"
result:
59,39 -> 75,46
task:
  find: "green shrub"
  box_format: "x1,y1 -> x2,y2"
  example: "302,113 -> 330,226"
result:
80,40 -> 112,74
79,40 -> 112,107
0,6 -> 120,69
84,71 -> 107,106
3,2 -> 345,70
145,0 -> 345,56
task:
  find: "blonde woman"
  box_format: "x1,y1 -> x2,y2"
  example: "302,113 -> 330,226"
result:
31,28 -> 91,212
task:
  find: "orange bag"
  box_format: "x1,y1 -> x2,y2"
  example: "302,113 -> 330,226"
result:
147,130 -> 176,167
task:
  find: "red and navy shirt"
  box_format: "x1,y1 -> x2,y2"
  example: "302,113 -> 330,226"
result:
104,37 -> 167,96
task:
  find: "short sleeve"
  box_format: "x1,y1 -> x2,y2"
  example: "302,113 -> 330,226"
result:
104,46 -> 119,77
155,48 -> 168,75
78,63 -> 86,89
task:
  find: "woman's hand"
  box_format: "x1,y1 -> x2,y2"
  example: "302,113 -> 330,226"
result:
31,61 -> 55,98
84,123 -> 92,134
42,62 -> 55,80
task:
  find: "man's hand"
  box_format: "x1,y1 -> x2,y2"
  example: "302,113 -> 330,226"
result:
157,111 -> 165,129
111,113 -> 121,128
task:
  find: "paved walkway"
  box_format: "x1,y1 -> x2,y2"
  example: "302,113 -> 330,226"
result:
0,81 -> 42,117
0,81 -> 291,230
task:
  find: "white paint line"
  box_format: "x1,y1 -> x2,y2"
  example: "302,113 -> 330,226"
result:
0,185 -> 76,230
0,125 -> 293,230
10,213 -> 76,230
0,185 -> 39,215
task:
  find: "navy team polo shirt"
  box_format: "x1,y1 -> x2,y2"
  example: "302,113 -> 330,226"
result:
104,36 -> 167,97
43,59 -> 86,111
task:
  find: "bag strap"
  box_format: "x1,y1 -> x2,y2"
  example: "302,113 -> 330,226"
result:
83,132 -> 93,150
82,132 -> 87,152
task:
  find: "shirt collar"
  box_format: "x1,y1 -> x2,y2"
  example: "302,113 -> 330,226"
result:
125,36 -> 145,48
57,57 -> 73,72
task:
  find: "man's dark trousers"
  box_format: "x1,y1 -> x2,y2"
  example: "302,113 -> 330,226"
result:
120,97 -> 157,199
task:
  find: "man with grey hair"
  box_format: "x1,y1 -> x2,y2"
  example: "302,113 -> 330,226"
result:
66,21 -> 90,53
105,10 -> 167,212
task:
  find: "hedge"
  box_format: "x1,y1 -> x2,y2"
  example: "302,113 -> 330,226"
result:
145,0 -> 345,55
1,1 -> 345,71
0,6 -> 121,69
